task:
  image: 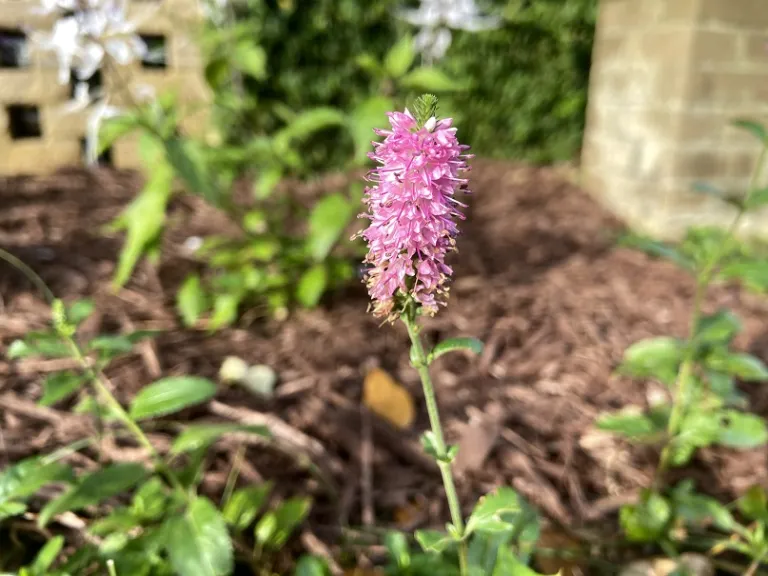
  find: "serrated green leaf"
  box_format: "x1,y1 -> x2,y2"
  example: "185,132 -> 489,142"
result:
171,423 -> 269,455
307,193 -> 356,262
223,483 -> 272,531
671,483 -> 734,530
273,108 -> 347,153
732,119 -> 768,145
177,274 -> 208,327
0,457 -> 73,503
98,114 -> 140,155
719,260 -> 768,293
619,234 -> 694,270
466,487 -> 526,535
716,410 -> 768,448
296,264 -> 327,308
165,137 -> 220,206
39,371 -> 85,406
415,530 -> 454,553
348,96 -> 394,164
7,334 -> 70,360
67,299 -> 95,325
706,351 -> 768,381
232,43 -> 267,79
618,337 -> 684,386
429,337 -> 484,362
596,410 -> 662,441
400,67 -> 465,92
669,410 -> 720,466
694,310 -> 742,346
87,335 -> 135,357
129,376 -> 217,421
493,546 -> 557,576
385,34 -> 415,78
384,531 -> 411,569
165,496 -> 233,576
39,464 -> 147,527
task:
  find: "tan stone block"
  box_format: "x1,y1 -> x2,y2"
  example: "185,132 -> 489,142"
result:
0,139 -> 80,175
111,133 -> 143,171
671,150 -> 730,178
41,105 -> 87,138
659,0 -> 701,23
691,31 -> 740,68
170,33 -> 204,69
598,0 -> 663,31
675,110 -> 730,142
689,70 -> 768,108
729,150 -> 760,177
700,0 -> 768,30
744,33 -> 768,63
0,70 -> 69,104
0,2 -> 56,28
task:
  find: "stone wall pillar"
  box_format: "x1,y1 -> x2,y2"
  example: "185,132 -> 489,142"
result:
582,0 -> 768,240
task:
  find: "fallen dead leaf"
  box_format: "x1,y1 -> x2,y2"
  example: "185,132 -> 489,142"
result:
363,367 -> 415,429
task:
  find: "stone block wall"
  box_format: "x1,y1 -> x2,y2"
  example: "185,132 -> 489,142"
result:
0,0 -> 210,175
582,0 -> 768,240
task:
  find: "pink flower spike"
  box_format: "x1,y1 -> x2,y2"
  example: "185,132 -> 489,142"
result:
357,105 -> 471,320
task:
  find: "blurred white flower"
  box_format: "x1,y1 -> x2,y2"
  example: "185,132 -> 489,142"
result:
85,97 -> 122,164
398,0 -> 500,61
31,0 -> 149,84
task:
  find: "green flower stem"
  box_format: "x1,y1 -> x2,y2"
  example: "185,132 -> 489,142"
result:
402,309 -> 468,576
658,143 -> 768,480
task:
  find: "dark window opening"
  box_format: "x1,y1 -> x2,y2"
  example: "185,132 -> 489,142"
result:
0,29 -> 28,68
80,137 -> 114,166
139,35 -> 167,69
7,105 -> 42,139
69,69 -> 103,100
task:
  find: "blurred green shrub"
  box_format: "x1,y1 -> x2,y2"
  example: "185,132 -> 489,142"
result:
215,0 -> 597,166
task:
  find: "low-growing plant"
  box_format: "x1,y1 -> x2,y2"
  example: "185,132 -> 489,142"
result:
0,253 -> 325,575
596,119 -> 768,567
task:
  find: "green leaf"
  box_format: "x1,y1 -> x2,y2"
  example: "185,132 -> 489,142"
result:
719,260 -> 768,293
87,335 -> 135,357
243,210 -> 268,235
384,531 -> 411,569
67,299 -> 95,325
400,67 -> 465,92
39,371 -> 85,406
0,457 -> 73,503
596,410 -> 662,441
738,485 -> 768,522
384,34 -> 415,78
223,483 -> 272,531
492,546 -> 555,576
165,137 -> 220,206
129,376 -> 217,421
466,487 -> 527,535
619,234 -> 694,270
294,556 -> 329,576
307,193 -> 356,262
671,482 -> 735,530
732,119 -> 768,145
618,337 -> 684,386
98,114 -> 140,155
669,410 -> 720,466
274,108 -> 347,152
619,491 -> 671,542
694,310 -> 742,346
209,292 -> 243,329
716,410 -> 768,448
415,530 -> 454,553
232,43 -> 267,79
39,463 -> 147,527
355,53 -> 383,77
745,187 -> 768,211
177,274 -> 208,327
7,334 -> 70,360
165,496 -> 234,576
31,535 -> 64,574
0,501 -> 26,521
296,265 -> 327,308
131,477 -> 171,522
111,156 -> 174,288
254,166 -> 283,199
706,351 -> 768,381
171,423 -> 269,455
348,96 -> 394,164
258,497 -> 311,550
429,337 -> 484,362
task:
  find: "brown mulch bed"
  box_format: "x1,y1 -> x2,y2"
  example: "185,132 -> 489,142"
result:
2,160 -> 768,554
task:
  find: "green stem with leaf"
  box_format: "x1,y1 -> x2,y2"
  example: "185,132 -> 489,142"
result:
658,140 -> 768,480
401,306 -> 469,576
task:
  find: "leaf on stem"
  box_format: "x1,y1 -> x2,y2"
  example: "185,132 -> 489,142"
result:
617,337 -> 684,386
429,337 -> 484,362
129,376 -> 217,421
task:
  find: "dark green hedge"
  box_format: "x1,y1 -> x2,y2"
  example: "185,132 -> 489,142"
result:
230,0 -> 597,164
